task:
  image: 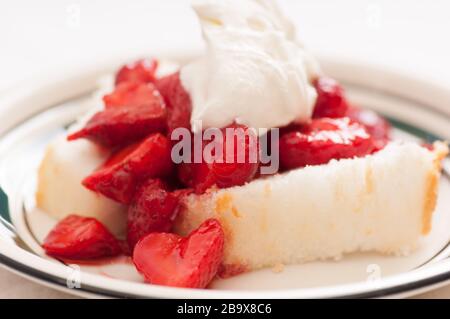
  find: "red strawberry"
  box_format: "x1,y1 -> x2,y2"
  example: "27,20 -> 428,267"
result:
178,161 -> 216,194
212,124 -> 259,188
178,125 -> 259,194
42,215 -> 121,260
312,77 -> 349,118
279,117 -> 376,169
127,179 -> 180,251
155,72 -> 192,134
171,188 -> 194,201
346,106 -> 391,150
133,219 -> 224,288
67,83 -> 166,147
103,82 -> 162,109
115,58 -> 158,85
82,133 -> 173,204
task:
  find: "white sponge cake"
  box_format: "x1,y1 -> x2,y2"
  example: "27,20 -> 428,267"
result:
36,135 -> 127,236
174,142 -> 448,272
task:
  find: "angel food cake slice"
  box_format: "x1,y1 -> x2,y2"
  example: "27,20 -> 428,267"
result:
175,142 -> 448,272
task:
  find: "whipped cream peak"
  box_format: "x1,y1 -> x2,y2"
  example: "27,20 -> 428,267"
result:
192,0 -> 296,40
181,0 -> 320,133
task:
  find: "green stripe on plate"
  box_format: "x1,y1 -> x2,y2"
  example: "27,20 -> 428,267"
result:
0,188 -> 10,223
387,116 -> 442,142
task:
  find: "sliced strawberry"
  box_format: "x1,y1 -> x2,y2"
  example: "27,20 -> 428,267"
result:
67,83 -> 166,147
115,58 -> 158,85
178,125 -> 259,194
133,219 -> 224,288
127,179 -> 180,251
171,188 -> 194,201
346,106 -> 391,150
279,117 -> 376,169
103,82 -> 162,109
177,138 -> 216,194
82,133 -> 173,204
155,72 -> 192,134
421,143 -> 434,151
178,161 -> 216,194
312,77 -> 349,118
212,124 -> 259,188
42,215 -> 121,260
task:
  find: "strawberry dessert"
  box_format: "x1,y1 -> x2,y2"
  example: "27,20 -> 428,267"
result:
36,0 -> 448,289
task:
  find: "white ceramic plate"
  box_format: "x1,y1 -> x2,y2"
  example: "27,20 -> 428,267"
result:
0,54 -> 449,298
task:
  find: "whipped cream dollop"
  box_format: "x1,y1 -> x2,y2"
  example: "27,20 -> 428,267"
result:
180,0 -> 320,133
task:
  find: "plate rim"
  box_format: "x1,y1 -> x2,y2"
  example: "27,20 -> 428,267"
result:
0,55 -> 450,299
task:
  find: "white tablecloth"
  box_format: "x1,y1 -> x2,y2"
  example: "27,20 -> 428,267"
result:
0,0 -> 449,298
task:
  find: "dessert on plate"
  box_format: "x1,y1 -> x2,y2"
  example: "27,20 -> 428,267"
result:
36,0 -> 448,288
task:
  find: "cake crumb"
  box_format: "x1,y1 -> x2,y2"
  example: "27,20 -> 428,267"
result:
272,263 -> 284,274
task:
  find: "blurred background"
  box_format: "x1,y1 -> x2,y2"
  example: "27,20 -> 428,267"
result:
1,0 -> 450,93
